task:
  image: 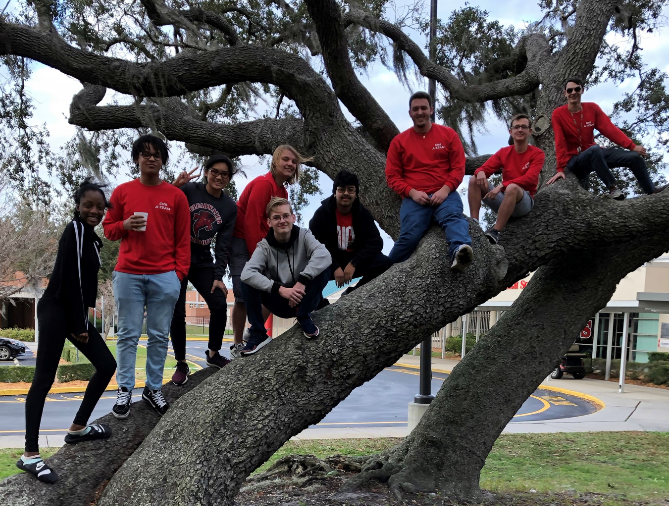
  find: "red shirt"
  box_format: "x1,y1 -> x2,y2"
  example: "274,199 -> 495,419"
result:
475,145 -> 545,197
335,209 -> 354,252
103,179 -> 191,280
385,124 -> 466,197
552,103 -> 636,172
233,172 -> 288,254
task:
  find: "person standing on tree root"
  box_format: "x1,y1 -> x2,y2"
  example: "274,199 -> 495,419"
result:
103,135 -> 190,419
385,91 -> 473,271
468,114 -> 545,245
546,78 -> 666,199
240,198 -> 331,355
18,179 -> 116,484
229,145 -> 312,358
309,169 -> 392,295
169,154 -> 237,386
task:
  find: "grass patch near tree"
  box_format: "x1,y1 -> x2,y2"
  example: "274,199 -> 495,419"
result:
0,449 -> 58,481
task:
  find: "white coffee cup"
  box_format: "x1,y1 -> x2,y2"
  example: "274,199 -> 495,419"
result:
133,212 -> 148,231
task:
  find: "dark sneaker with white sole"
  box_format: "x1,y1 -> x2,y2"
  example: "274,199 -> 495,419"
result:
172,361 -> 189,386
142,387 -> 170,416
451,244 -> 473,271
64,423 -> 112,445
112,387 -> 132,419
206,351 -> 231,369
240,336 -> 272,356
484,228 -> 500,245
607,188 -> 625,200
16,456 -> 58,484
298,316 -> 319,339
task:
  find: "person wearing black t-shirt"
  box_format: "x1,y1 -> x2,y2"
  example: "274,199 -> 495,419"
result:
170,155 -> 237,385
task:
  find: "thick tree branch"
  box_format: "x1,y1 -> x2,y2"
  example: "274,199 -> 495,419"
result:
305,0 -> 399,152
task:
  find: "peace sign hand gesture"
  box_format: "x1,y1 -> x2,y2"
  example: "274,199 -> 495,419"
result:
173,167 -> 200,188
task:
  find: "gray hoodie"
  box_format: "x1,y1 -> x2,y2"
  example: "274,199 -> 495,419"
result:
241,226 -> 331,293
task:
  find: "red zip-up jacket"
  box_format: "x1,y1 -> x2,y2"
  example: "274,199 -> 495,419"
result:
103,179 -> 191,280
386,124 -> 466,197
233,171 -> 288,255
552,103 -> 636,172
474,145 -> 545,197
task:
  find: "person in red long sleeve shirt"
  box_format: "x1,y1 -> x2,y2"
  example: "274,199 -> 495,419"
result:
385,91 -> 473,271
546,78 -> 663,199
468,114 -> 545,244
228,145 -> 312,357
103,135 -> 190,419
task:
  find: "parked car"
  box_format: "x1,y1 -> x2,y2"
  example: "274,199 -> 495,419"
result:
551,343 -> 587,379
0,336 -> 26,361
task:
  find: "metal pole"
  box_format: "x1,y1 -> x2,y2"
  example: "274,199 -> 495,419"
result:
414,0 -> 438,407
591,313 -> 600,360
461,314 -> 468,358
619,313 -> 629,393
475,311 -> 482,343
605,313 -> 615,381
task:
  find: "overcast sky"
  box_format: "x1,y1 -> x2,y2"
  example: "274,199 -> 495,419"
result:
21,0 -> 669,250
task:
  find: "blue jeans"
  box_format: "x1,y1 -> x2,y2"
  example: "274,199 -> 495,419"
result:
241,269 -> 330,344
389,191 -> 472,263
113,271 -> 181,390
567,146 -> 655,194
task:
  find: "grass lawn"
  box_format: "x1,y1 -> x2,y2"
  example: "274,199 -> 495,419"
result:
0,448 -> 58,481
2,432 -> 669,503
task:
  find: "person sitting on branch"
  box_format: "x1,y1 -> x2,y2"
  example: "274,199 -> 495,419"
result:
385,91 -> 473,271
468,114 -> 545,244
546,78 -> 665,199
240,198 -> 331,355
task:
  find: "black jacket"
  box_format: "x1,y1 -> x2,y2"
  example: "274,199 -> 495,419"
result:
308,196 -> 382,272
43,217 -> 101,335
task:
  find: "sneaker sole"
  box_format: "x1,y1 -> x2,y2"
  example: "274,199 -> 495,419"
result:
112,409 -> 130,420
451,245 -> 473,271
485,234 -> 498,245
303,328 -> 320,340
240,338 -> 272,356
172,375 -> 188,386
206,360 -> 230,369
64,431 -> 112,445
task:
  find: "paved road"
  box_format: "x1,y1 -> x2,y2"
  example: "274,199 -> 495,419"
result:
0,340 -> 596,438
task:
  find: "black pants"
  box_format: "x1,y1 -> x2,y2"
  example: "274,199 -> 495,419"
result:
25,297 -> 116,452
333,252 -> 393,291
170,265 -> 228,361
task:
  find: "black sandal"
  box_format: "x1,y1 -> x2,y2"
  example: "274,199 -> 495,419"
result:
64,423 -> 112,445
16,457 -> 59,484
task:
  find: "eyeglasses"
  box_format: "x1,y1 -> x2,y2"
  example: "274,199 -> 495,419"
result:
140,152 -> 162,161
336,187 -> 357,194
510,124 -> 530,130
208,169 -> 230,179
269,213 -> 292,223
566,86 -> 582,94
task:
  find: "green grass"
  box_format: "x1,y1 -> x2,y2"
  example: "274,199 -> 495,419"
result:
3,432 -> 669,503
0,449 -> 58,480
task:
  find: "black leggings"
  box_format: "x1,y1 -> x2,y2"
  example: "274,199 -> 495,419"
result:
170,265 -> 228,361
25,297 -> 116,452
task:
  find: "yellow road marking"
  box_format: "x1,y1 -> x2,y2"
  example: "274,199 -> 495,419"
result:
513,395 -> 551,417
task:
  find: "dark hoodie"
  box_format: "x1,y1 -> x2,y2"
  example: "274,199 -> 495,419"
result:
43,216 -> 102,335
308,196 -> 383,272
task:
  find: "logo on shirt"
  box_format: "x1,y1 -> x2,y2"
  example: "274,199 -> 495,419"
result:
432,143 -> 445,150
155,202 -> 171,211
584,121 -> 594,128
337,226 -> 355,251
522,162 -> 530,172
190,203 -> 222,245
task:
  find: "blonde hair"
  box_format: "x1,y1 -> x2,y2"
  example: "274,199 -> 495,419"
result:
266,197 -> 293,218
270,145 -> 313,185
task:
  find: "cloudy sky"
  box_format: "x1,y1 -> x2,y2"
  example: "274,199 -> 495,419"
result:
22,0 -> 669,250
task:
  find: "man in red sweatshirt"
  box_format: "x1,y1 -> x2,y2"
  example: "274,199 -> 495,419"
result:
468,114 -> 545,244
103,135 -> 190,419
386,91 -> 473,271
546,78 -> 661,199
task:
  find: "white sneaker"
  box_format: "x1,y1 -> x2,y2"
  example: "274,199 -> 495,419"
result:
229,342 -> 244,360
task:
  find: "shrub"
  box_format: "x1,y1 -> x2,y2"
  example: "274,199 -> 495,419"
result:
0,366 -> 35,383
647,363 -> 669,386
0,328 -> 35,342
648,352 -> 669,363
444,334 -> 476,355
56,363 -> 95,383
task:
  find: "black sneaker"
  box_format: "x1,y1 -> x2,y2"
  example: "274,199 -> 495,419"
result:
16,456 -> 58,484
484,228 -> 501,245
451,244 -> 473,271
112,387 -> 132,419
298,316 -> 320,339
142,387 -> 170,416
240,336 -> 272,356
64,423 -> 112,445
172,361 -> 189,386
607,188 -> 625,200
206,351 -> 231,369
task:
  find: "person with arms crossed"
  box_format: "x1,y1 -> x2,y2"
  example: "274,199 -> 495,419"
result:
546,78 -> 664,199
240,198 -> 331,355
103,135 -> 190,418
169,154 -> 237,386
386,91 -> 473,270
468,114 -> 545,244
309,169 -> 392,292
